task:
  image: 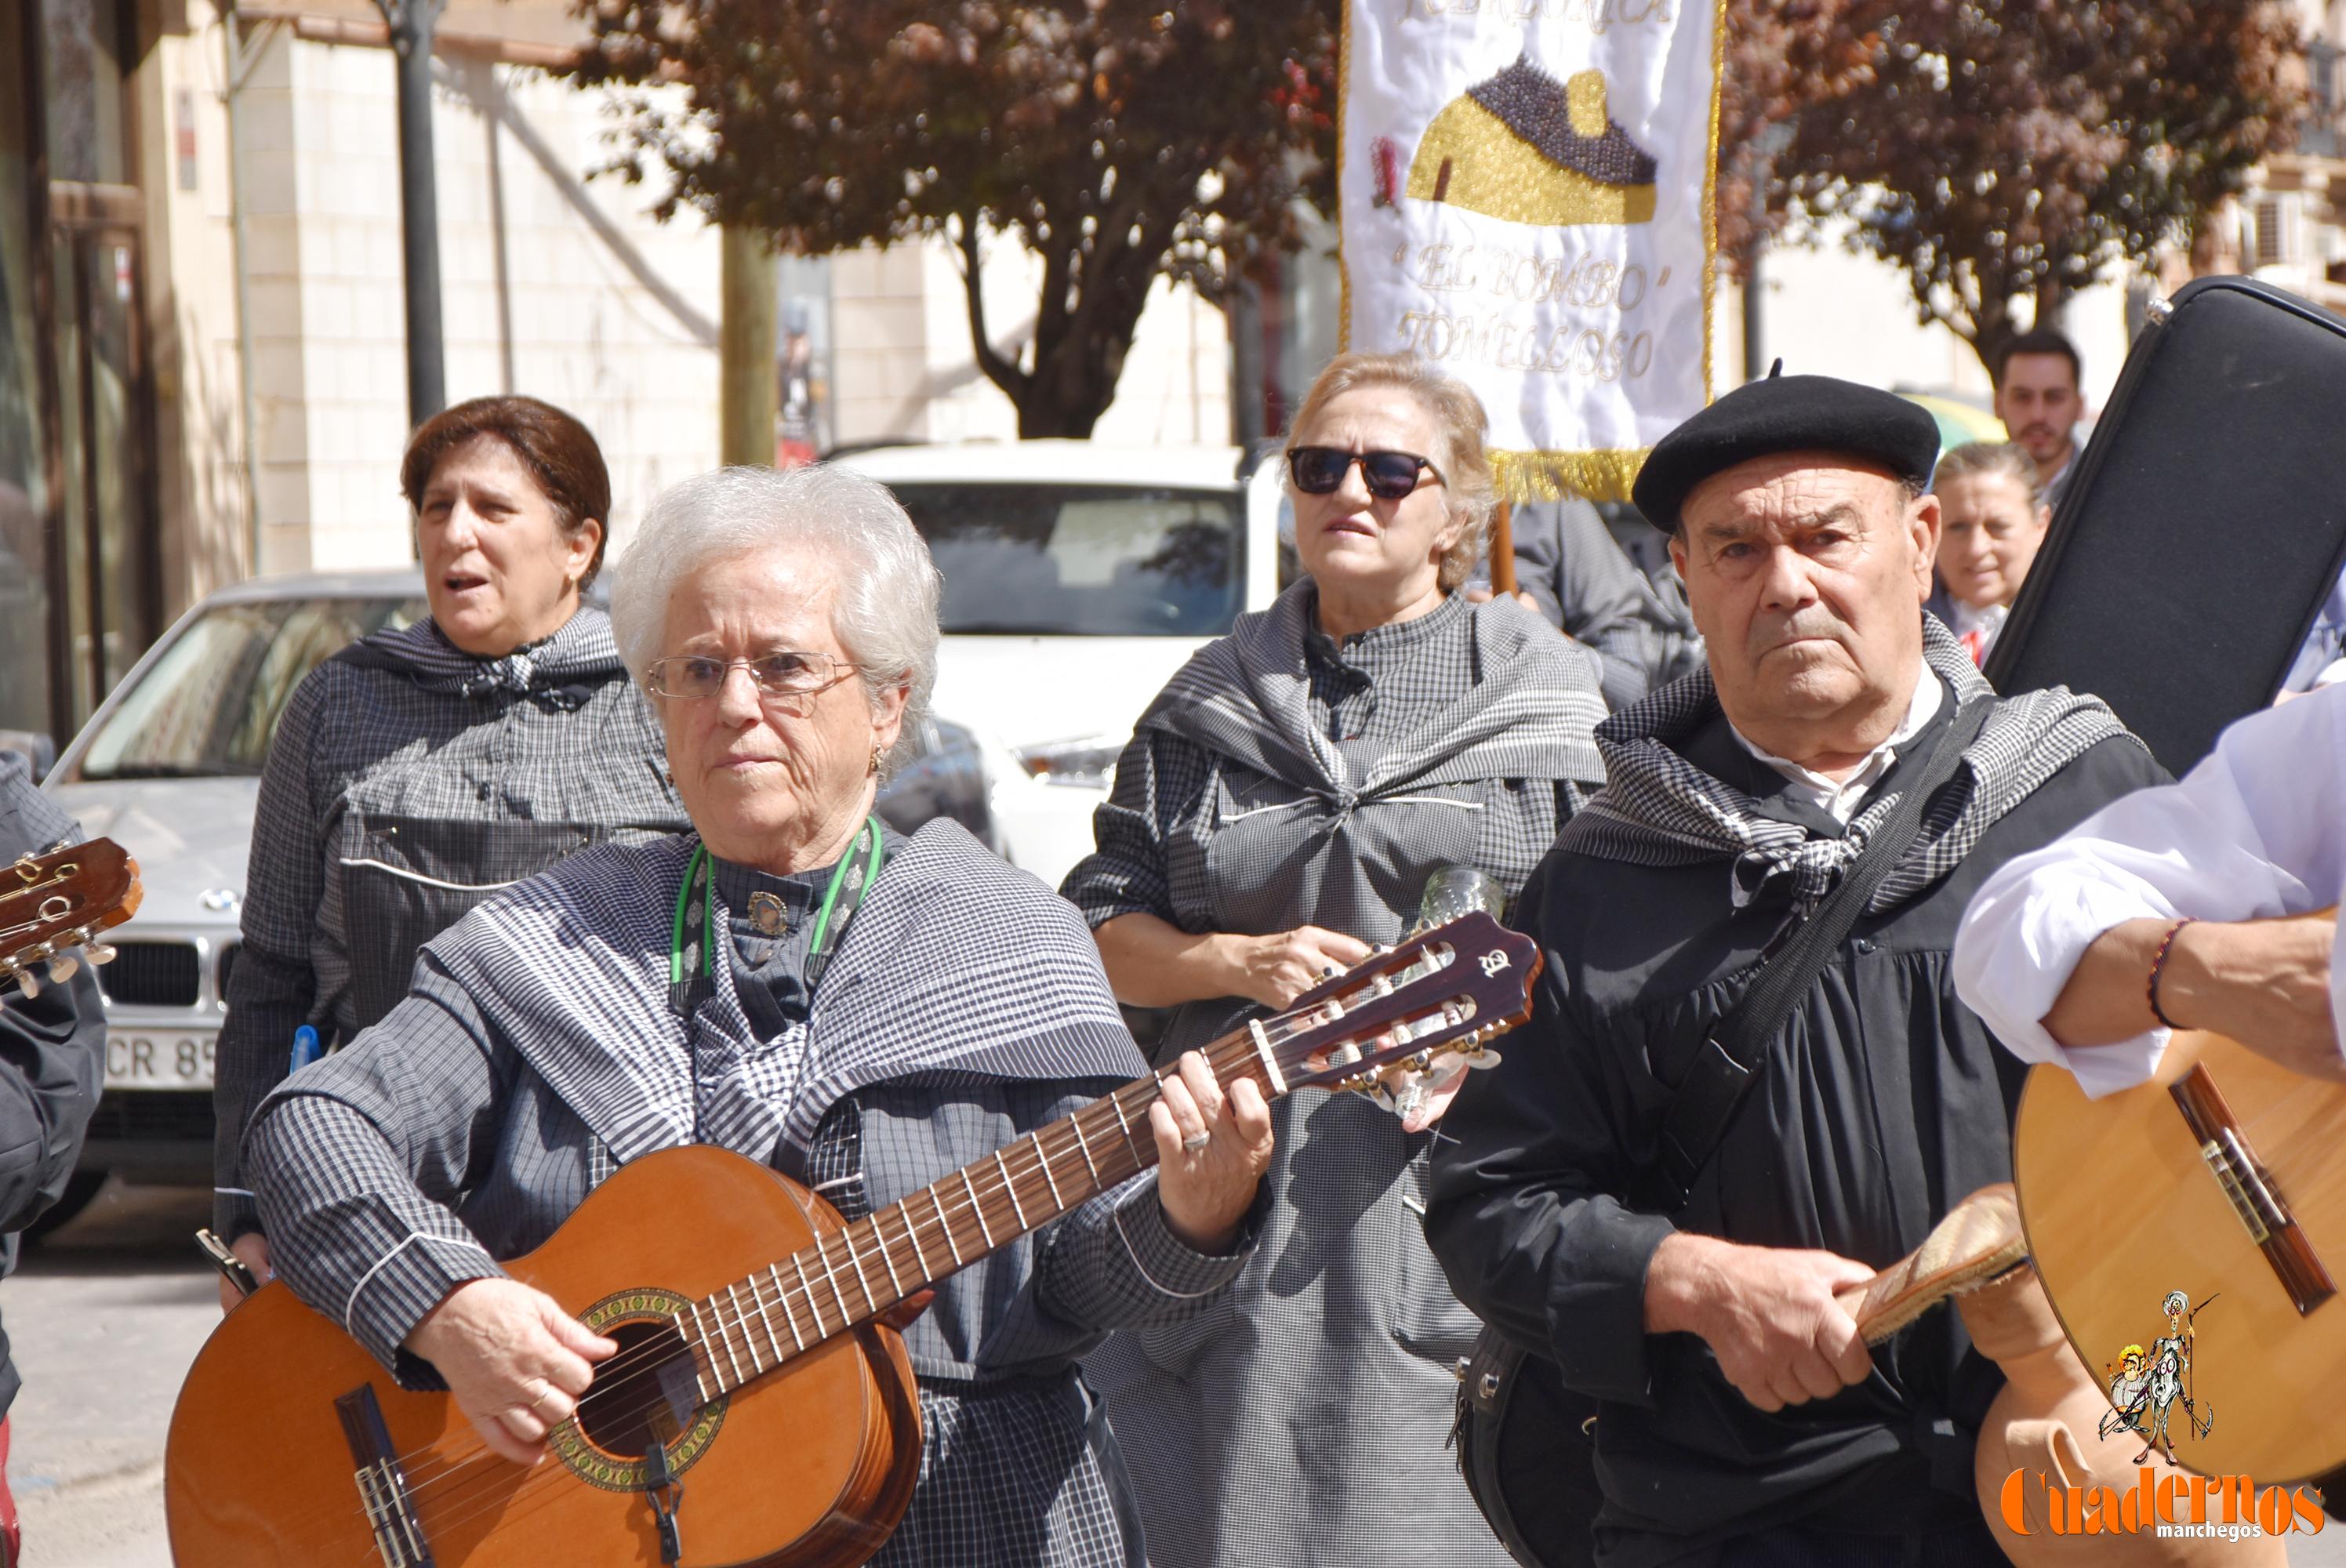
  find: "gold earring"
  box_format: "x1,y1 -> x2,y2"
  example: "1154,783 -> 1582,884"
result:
868,744 -> 883,776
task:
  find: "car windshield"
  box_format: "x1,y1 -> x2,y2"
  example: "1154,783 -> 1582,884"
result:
71,594 -> 427,780
887,482 -> 1244,637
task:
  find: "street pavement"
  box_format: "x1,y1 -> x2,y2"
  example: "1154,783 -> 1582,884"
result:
6,1178 -> 2346,1566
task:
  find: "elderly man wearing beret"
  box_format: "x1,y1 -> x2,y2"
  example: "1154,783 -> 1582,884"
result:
1425,372 -> 2166,1566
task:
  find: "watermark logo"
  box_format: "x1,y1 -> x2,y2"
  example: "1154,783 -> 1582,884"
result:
1999,1467 -> 2326,1539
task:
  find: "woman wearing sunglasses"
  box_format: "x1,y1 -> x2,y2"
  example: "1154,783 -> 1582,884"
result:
1063,351 -> 1609,1567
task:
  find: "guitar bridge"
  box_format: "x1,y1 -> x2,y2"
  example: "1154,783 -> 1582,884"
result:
2173,1065 -> 2337,1316
336,1385 -> 438,1568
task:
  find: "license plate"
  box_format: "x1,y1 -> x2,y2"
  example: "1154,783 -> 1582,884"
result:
105,1032 -> 216,1089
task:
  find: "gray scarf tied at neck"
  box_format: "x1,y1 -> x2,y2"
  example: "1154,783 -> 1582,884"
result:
1556,615 -> 2142,913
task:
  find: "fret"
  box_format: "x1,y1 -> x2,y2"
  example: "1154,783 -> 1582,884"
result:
993,1149 -> 1030,1228
961,1169 -> 997,1247
897,1200 -> 932,1277
1032,1132 -> 1065,1208
726,1282 -> 762,1377
1069,1113 -> 1102,1182
873,1214 -> 907,1295
685,1302 -> 717,1398
768,1263 -> 807,1351
815,1238 -> 854,1325
746,1274 -> 786,1363
1109,1091 -> 1145,1165
929,1186 -> 964,1267
707,1293 -> 745,1385
677,1311 -> 711,1403
838,1227 -> 878,1313
792,1255 -> 825,1337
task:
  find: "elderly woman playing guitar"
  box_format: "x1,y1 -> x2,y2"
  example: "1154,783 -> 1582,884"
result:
235,464 -> 1276,1566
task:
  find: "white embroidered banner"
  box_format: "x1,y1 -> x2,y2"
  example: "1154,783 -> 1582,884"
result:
1338,0 -> 1725,500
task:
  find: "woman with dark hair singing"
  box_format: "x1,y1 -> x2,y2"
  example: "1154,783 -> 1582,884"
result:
212,396 -> 685,1305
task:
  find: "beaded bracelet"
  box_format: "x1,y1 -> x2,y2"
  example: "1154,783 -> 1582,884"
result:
2147,916 -> 2199,1029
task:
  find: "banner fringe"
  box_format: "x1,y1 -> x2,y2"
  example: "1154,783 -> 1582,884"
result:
1492,448 -> 1651,506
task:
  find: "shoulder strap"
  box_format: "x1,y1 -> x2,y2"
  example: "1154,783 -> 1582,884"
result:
1651,695 -> 1994,1210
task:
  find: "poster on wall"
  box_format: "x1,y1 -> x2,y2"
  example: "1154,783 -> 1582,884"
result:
1338,0 -> 1727,502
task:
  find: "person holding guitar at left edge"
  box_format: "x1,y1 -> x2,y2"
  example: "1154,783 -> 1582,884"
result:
1954,680 -> 2346,1091
239,463 -> 1276,1566
0,752 -> 109,1567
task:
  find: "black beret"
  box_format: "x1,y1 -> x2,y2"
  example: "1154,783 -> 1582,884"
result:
1629,371 -> 1941,533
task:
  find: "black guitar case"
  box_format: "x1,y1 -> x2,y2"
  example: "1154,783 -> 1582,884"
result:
1984,278 -> 2346,774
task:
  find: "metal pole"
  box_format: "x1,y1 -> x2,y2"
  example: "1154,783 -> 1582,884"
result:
222,9 -> 267,575
380,0 -> 445,427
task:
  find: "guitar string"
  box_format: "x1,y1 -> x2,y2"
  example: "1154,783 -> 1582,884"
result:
358,1018 -> 1309,1516
363,957 -> 1472,1530
345,1009 -> 1493,1555
363,1058 -> 1257,1542
336,951 -> 1473,1537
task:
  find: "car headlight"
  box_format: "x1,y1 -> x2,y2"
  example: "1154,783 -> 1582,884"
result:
1010,735 -> 1123,790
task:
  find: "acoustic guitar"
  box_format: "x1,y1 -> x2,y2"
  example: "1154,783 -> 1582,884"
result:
0,837 -> 140,995
163,910 -> 1540,1566
2013,1029 -> 2346,1483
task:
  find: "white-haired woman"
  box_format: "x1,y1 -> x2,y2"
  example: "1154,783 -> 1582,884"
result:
1062,353 -> 1610,1566
241,463 -> 1275,1566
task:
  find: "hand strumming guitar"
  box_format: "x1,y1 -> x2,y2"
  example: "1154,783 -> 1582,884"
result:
406,1277 -> 618,1465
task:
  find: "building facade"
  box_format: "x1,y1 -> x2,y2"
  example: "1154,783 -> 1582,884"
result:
1,0 -> 1231,760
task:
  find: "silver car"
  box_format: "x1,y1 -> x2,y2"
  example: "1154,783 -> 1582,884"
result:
39,568 -> 993,1221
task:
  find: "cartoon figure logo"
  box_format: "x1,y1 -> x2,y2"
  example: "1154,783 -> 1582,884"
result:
1404,56 -> 1658,228
2100,1289 -> 2216,1464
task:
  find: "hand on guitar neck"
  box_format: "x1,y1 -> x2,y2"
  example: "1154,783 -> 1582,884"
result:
2044,910 -> 2345,1080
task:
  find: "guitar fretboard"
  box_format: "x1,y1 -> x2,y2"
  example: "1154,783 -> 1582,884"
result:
676,1029 -> 1276,1399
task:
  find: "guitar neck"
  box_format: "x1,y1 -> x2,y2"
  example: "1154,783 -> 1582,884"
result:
679,1027 -> 1277,1399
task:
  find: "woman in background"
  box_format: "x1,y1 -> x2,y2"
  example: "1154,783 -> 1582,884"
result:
1063,352 -> 1609,1567
213,396 -> 685,1303
1929,440 -> 2050,665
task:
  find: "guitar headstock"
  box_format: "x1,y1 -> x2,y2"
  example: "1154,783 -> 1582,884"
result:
1261,911 -> 1540,1095
0,838 -> 140,998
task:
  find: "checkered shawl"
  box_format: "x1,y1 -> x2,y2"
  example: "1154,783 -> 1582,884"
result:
1556,615 -> 2141,911
413,818 -> 1142,1167
336,603 -> 623,695
1139,579 -> 1607,800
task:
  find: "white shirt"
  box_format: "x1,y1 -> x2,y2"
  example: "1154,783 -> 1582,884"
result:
1952,680 -> 2346,1098
1729,669 -> 1945,826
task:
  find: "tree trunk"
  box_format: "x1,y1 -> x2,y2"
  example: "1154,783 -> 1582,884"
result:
1967,298 -> 2018,388
2032,276 -> 2066,332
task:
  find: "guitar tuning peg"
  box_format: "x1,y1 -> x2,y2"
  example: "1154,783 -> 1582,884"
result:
85,942 -> 116,965
45,953 -> 78,983
1465,1048 -> 1503,1070
12,968 -> 37,1000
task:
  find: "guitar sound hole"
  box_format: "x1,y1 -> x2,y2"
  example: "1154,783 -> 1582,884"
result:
574,1319 -> 701,1460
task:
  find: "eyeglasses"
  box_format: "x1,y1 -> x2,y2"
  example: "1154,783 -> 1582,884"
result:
1287,446 -> 1444,500
644,652 -> 859,702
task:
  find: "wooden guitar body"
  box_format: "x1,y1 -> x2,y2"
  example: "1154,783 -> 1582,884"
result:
2014,1031 -> 2346,1483
165,1145 -> 921,1567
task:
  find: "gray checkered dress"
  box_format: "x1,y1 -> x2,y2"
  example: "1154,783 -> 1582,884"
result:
1062,583 -> 1607,1568
245,820 -> 1258,1568
215,608 -> 685,1238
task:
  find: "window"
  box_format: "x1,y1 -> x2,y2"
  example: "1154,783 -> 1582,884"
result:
70,595 -> 427,780
888,483 -> 1246,637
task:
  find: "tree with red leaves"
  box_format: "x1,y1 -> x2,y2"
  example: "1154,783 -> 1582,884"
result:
1720,0 -> 2303,376
576,2 -> 1338,438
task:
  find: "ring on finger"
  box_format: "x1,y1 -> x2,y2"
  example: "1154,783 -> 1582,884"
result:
1182,1130 -> 1211,1153
528,1382 -> 563,1419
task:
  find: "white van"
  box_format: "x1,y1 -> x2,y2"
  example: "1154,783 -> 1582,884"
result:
838,441 -> 1287,889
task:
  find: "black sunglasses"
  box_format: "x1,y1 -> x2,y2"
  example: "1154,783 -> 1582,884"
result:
1287,446 -> 1445,500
